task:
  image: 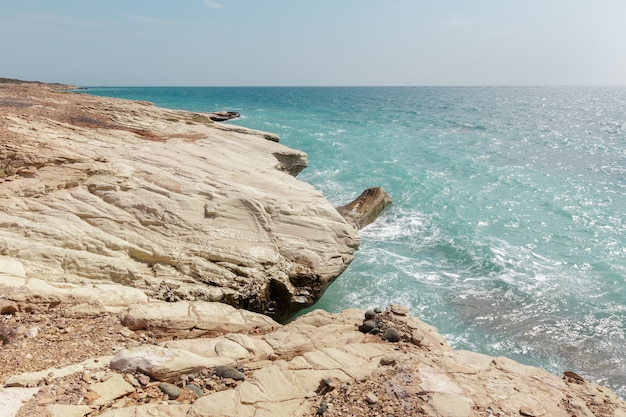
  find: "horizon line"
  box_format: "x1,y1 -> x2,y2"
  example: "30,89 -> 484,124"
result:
77,84 -> 626,89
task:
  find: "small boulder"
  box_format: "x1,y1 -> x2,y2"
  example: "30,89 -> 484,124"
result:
158,382 -> 181,400
358,320 -> 377,333
365,392 -> 378,404
411,330 -> 424,345
382,328 -> 402,343
390,304 -> 409,316
214,365 -> 245,381
185,384 -> 204,398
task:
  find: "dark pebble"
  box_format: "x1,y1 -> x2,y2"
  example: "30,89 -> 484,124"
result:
374,307 -> 382,314
382,328 -> 402,342
359,320 -> 377,333
158,382 -> 181,399
364,309 -> 377,320
370,327 -> 380,335
317,401 -> 329,415
214,365 -> 245,381
185,383 -> 204,397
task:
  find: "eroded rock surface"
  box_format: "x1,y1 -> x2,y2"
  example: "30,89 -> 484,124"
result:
336,186 -> 393,230
0,82 -> 360,320
3,287 -> 625,417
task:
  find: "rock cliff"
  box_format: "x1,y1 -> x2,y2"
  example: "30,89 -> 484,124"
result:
0,81 -> 360,321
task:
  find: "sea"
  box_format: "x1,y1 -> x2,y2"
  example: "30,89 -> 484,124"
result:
82,86 -> 626,396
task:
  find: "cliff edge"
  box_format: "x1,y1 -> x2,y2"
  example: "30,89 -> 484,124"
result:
0,81 -> 360,321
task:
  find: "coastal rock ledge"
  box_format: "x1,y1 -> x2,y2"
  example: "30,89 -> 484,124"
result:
0,81 -> 361,321
2,284 -> 626,417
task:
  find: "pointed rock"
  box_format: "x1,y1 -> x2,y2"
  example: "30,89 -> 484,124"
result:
336,187 -> 392,230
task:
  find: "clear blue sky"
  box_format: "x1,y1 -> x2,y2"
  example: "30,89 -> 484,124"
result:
2,0 -> 625,86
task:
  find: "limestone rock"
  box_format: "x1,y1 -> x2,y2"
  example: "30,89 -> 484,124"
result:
97,404 -> 191,417
90,373 -> 135,406
5,356 -> 112,387
0,387 -> 40,417
390,303 -> 409,316
0,82 -> 361,321
46,404 -> 92,417
336,186 -> 392,230
6,306 -> 626,417
109,345 -> 233,382
429,393 -> 472,417
120,300 -> 280,338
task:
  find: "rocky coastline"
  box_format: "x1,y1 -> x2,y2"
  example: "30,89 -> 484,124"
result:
0,80 -> 361,322
2,80 -> 626,416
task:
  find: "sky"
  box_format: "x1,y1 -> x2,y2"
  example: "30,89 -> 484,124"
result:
2,0 -> 626,86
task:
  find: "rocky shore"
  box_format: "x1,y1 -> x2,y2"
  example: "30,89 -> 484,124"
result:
2,80 -> 626,416
0,80 -> 361,322
3,279 -> 626,417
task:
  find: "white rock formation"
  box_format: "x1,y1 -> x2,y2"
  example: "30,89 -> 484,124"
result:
0,82 -> 360,321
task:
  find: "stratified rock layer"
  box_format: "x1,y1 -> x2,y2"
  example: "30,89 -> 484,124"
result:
4,282 -> 626,417
0,82 -> 360,321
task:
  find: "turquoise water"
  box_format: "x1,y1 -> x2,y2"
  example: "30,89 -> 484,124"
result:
83,86 -> 626,395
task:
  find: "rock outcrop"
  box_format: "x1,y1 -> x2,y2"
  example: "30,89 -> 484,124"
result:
336,186 -> 393,230
2,280 -> 626,417
0,81 -> 361,321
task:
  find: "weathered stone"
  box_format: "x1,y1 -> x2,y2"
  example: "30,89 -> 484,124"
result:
3,304 -> 625,417
188,389 -> 255,417
358,320 -> 377,333
5,356 -> 112,387
214,365 -> 245,381
0,83 -> 361,322
520,404 -> 546,416
364,310 -> 377,320
382,328 -> 402,342
411,330 -> 424,345
380,355 -> 398,366
365,392 -> 378,404
97,404 -> 191,417
137,374 -> 151,386
336,186 -> 392,230
120,300 -> 280,338
0,255 -> 26,277
90,373 -> 135,406
46,404 -> 92,417
390,304 -> 409,316
158,382 -> 181,399
185,384 -> 204,398
430,393 -> 472,417
564,370 -> 585,382
206,111 -> 240,122
0,387 -> 40,417
110,345 -> 232,382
